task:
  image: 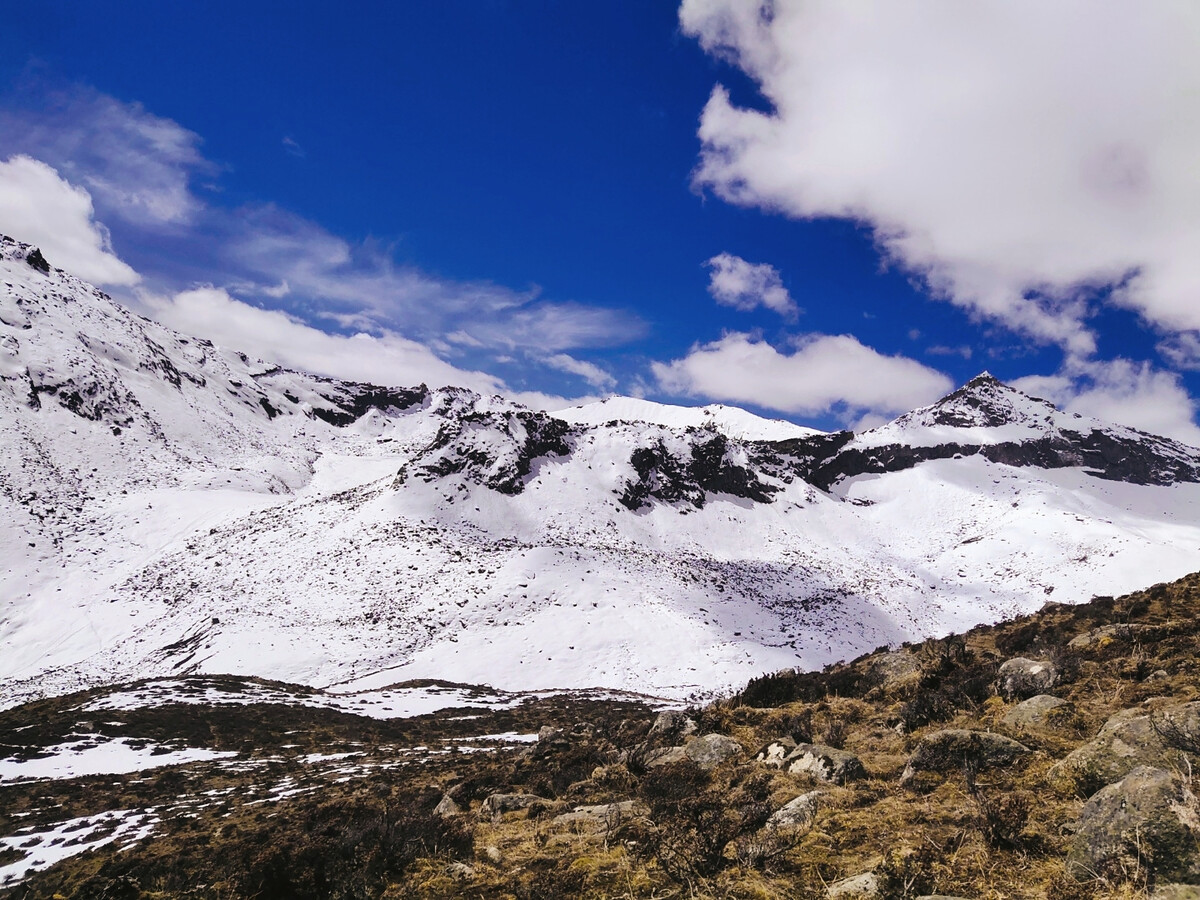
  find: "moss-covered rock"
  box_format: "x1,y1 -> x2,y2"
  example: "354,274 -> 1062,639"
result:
1067,766 -> 1200,883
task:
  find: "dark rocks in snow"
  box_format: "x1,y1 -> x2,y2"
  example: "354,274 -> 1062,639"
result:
310,382 -> 429,427
25,247 -> 50,273
618,432 -> 779,510
398,409 -> 574,495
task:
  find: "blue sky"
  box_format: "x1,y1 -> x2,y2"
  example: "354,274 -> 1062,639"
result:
2,1 -> 1199,441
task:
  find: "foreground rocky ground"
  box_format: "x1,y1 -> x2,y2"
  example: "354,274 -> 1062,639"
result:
3,572 -> 1200,898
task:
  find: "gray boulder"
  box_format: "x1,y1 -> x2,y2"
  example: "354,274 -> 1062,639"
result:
684,733 -> 743,770
479,792 -> 554,822
1067,766 -> 1200,883
827,872 -> 883,898
1153,886 -> 1200,899
753,737 -> 797,766
784,743 -> 867,784
644,745 -> 688,768
900,729 -> 1030,784
649,709 -> 697,737
867,649 -> 923,696
1002,694 -> 1073,730
1067,622 -> 1158,651
766,790 -> 822,829
551,800 -> 644,829
996,657 -> 1060,701
434,793 -> 461,818
1047,704 -> 1200,795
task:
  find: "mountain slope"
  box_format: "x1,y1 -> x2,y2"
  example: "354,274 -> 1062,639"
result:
2,236 -> 1200,705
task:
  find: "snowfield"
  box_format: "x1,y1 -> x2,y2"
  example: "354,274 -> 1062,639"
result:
1,235 -> 1198,706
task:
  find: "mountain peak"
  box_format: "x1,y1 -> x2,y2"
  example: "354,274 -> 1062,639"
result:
920,372 -> 1055,429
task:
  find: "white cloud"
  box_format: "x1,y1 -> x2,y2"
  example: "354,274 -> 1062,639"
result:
0,155 -> 139,286
0,87 -> 210,226
705,252 -> 798,318
142,286 -> 572,409
680,0 -> 1200,352
217,204 -> 645,353
1013,358 -> 1200,446
539,353 -> 617,390
652,331 -> 952,421
1158,332 -> 1200,372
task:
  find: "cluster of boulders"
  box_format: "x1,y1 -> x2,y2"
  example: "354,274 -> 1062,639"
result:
430,640 -> 1200,898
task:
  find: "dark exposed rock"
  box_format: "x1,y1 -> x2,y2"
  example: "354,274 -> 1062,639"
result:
618,432 -> 779,510
309,382 -> 429,426
788,373 -> 1200,490
25,247 -> 50,273
396,408 -> 574,495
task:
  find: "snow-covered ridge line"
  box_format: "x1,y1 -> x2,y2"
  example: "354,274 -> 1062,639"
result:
2,237 -> 1200,705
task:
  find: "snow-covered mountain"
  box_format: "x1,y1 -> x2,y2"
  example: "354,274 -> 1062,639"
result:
3,235 -> 1199,706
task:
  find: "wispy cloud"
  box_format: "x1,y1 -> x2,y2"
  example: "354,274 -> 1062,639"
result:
282,136 -> 305,158
705,252 -> 799,319
0,83 -> 645,399
0,84 -> 212,227
538,352 -> 617,390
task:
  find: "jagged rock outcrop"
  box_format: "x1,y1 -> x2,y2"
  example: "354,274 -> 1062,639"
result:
618,432 -> 779,510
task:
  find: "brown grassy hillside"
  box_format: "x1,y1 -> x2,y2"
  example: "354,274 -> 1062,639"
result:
4,573 -> 1200,899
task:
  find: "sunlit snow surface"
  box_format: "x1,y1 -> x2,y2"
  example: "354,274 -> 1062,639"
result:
0,736 -> 236,783
1,239 -> 1199,706
0,810 -> 159,888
